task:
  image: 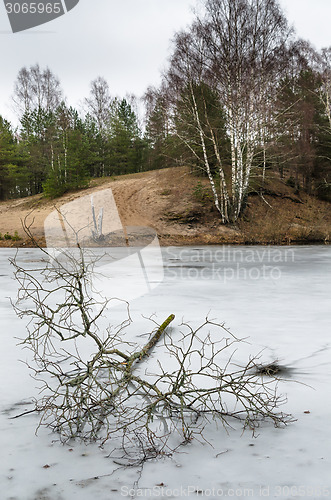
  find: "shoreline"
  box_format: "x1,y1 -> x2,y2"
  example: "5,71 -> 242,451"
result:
0,233 -> 329,249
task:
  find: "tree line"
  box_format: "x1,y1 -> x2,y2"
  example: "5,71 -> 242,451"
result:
0,69 -> 148,199
1,0 -> 331,224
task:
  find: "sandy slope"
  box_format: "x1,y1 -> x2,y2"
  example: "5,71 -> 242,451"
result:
1,166 -> 331,247
0,167 -> 239,247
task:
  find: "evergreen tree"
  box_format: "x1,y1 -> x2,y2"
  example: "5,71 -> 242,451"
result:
0,116 -> 29,200
0,116 -> 16,200
107,99 -> 145,175
144,91 -> 174,170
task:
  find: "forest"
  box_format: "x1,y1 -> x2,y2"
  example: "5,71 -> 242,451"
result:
0,0 -> 331,224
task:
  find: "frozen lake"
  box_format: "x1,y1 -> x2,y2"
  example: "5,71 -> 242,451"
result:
0,245 -> 330,499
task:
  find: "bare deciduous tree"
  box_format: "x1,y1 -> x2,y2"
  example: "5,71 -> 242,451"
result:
12,63 -> 63,117
84,76 -> 113,133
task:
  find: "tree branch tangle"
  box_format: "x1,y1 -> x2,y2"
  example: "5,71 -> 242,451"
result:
11,246 -> 293,457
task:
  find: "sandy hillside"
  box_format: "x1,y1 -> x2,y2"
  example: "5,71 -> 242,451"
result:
0,167 -> 239,247
1,166 -> 330,247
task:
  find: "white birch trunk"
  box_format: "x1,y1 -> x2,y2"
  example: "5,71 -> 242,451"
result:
190,84 -> 224,220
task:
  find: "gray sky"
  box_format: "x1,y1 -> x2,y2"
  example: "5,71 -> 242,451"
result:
0,0 -> 331,125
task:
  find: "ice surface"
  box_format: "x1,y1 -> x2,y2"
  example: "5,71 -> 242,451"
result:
0,246 -> 330,499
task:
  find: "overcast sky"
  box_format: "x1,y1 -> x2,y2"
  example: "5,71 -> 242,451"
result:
0,0 -> 331,125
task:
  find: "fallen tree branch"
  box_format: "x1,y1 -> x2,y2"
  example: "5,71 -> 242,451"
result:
11,241 -> 294,458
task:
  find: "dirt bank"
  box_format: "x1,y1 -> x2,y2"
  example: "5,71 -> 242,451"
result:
0,167 -> 330,247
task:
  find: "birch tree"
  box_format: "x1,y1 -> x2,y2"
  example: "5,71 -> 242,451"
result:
319,48 -> 331,133
84,76 -> 113,134
166,0 -> 293,222
13,64 -> 63,118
